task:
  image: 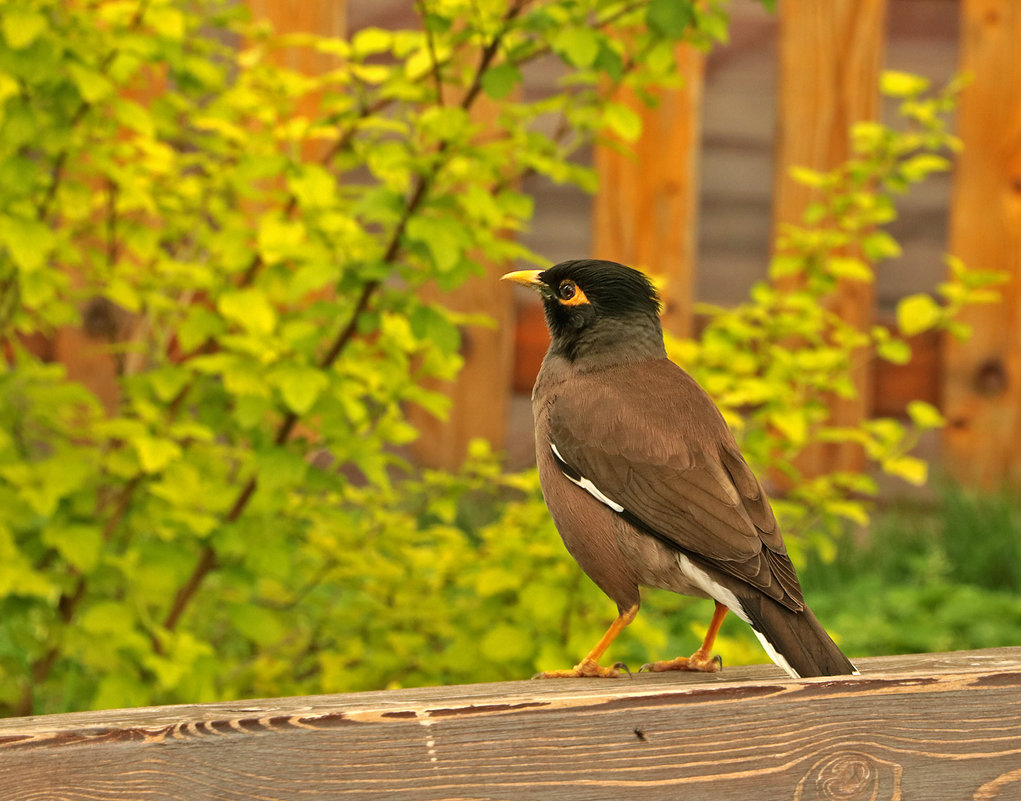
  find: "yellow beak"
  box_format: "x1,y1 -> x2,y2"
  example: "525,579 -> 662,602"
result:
500,269 -> 544,288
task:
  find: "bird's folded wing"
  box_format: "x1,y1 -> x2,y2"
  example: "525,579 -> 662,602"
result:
548,362 -> 804,610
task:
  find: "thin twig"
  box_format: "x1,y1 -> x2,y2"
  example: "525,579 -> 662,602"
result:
416,0 -> 445,106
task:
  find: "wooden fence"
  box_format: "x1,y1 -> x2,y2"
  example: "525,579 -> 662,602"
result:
38,0 -> 1021,486
443,0 -> 1021,485
1,647 -> 1019,800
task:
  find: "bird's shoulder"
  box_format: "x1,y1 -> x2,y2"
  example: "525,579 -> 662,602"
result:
545,358 -> 731,464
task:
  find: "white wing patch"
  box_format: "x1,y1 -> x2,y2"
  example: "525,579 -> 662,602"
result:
549,441 -> 624,513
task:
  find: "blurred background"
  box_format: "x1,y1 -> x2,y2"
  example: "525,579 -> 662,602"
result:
0,0 -> 1018,717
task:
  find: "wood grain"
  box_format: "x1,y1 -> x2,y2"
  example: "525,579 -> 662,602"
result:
772,0 -> 886,476
1,648 -> 1019,800
942,0 -> 1021,488
592,44 -> 704,338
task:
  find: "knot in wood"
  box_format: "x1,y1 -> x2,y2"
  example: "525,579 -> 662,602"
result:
973,357 -> 1009,397
795,750 -> 901,801
82,296 -> 122,341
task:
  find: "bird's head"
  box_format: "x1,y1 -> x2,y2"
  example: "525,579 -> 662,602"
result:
502,259 -> 665,366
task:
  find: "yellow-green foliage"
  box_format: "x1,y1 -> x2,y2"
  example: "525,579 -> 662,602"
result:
0,0 -> 1003,718
0,0 -> 738,715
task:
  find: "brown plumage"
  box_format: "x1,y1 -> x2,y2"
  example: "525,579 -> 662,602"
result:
503,259 -> 856,679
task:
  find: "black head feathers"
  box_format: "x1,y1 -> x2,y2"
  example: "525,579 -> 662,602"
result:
503,260 -> 665,365
538,259 -> 661,320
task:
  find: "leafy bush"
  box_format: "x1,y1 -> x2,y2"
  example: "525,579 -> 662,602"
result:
0,0 -> 735,715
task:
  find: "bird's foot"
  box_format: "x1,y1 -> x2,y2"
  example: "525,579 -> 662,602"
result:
532,658 -> 631,679
639,651 -> 722,674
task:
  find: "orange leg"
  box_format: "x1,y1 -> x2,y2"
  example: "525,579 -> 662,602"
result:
641,601 -> 728,673
533,604 -> 639,679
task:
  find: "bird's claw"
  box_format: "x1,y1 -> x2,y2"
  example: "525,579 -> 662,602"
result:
638,652 -> 723,673
532,657 -> 631,679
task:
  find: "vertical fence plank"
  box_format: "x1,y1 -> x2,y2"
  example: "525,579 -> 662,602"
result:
245,0 -> 346,163
245,0 -> 346,61
772,0 -> 887,475
408,66 -> 516,470
593,45 -> 704,338
409,274 -> 515,470
942,0 -> 1021,488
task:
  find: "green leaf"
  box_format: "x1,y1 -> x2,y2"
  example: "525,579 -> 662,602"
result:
148,366 -> 190,402
0,215 -> 56,272
769,254 -> 803,280
270,365 -> 330,415
229,604 -> 288,647
861,231 -> 902,262
256,217 -> 306,264
880,70 -> 930,98
896,294 -> 941,336
257,448 -> 309,492
647,0 -> 695,37
68,63 -> 114,103
410,305 -> 461,355
551,27 -> 599,68
80,601 -> 137,637
134,435 -> 182,474
147,5 -> 186,39
826,501 -> 869,526
224,361 -> 271,398
900,154 -> 950,181
114,98 -> 156,138
42,524 -> 103,572
603,102 -> 642,142
287,165 -> 337,209
906,400 -> 946,430
883,455 -> 928,485
218,288 -> 277,335
876,337 -> 911,365
480,63 -> 522,100
0,526 -> 53,598
826,256 -> 873,282
771,409 -> 807,446
352,27 -> 393,58
2,9 -> 46,49
789,165 -> 829,188
404,216 -> 465,273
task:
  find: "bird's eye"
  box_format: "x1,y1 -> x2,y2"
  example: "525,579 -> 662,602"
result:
559,280 -> 577,301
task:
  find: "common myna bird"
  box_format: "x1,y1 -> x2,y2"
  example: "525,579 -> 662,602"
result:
503,259 -> 857,679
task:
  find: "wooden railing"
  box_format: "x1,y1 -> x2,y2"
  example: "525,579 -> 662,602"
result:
1,647 -> 1019,800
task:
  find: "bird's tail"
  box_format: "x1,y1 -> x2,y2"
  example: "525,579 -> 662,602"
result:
739,594 -> 858,678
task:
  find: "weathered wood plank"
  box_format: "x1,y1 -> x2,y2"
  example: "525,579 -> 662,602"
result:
772,0 -> 887,477
593,44 -> 704,338
406,61 -> 517,470
1,649 -> 1019,800
942,0 -> 1021,488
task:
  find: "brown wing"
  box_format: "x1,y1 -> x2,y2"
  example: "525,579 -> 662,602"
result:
548,358 -> 804,611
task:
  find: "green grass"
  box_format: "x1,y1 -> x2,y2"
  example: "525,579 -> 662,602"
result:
801,485 -> 1021,659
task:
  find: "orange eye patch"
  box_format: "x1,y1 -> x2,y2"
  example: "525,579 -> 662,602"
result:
558,280 -> 590,306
